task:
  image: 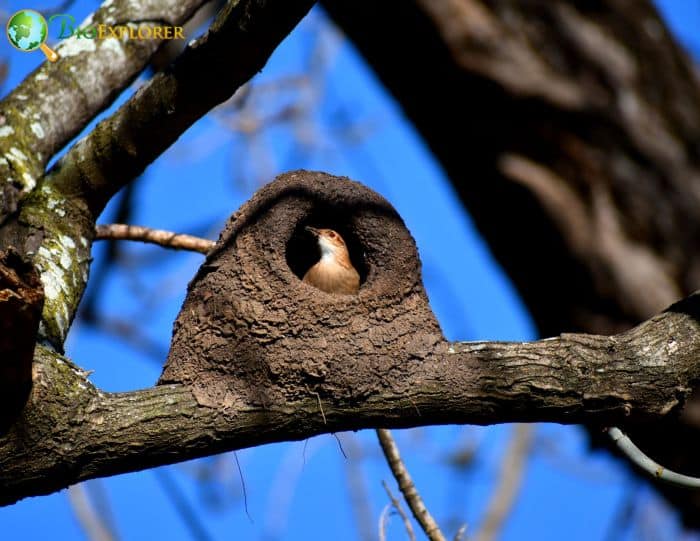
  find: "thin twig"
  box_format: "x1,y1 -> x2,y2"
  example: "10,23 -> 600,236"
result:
474,424 -> 533,541
381,480 -> 416,541
85,480 -> 120,541
333,433 -> 348,459
608,427 -> 700,488
376,429 -> 446,541
67,484 -> 116,541
152,468 -> 214,541
378,504 -> 392,541
305,383 -> 327,424
233,451 -> 253,523
302,439 -> 309,467
95,224 -> 214,254
343,435 -> 376,541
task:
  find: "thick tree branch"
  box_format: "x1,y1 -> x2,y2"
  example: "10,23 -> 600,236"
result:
0,0 -> 315,348
98,221 -> 700,488
0,0 -> 208,218
45,0 -> 316,220
2,294 -> 699,505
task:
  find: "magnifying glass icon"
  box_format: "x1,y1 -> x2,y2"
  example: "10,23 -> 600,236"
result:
6,10 -> 59,62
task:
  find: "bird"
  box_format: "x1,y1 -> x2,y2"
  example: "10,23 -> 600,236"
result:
303,226 -> 360,295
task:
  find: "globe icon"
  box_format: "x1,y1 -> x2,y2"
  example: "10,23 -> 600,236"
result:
6,10 -> 58,62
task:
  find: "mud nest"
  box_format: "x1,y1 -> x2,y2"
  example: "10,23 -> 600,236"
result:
159,170 -> 444,410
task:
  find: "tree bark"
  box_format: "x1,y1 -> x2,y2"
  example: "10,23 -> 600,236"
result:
2,293 -> 700,506
3,0 -> 700,524
321,0 -> 700,524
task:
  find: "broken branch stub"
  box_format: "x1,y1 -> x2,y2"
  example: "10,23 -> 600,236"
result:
159,170 -> 445,411
0,248 -> 43,430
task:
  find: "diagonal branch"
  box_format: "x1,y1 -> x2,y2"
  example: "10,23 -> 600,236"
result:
0,0 -> 316,349
381,480 -> 416,541
377,429 -> 446,541
45,0 -> 317,221
0,0 -> 208,216
474,425 -> 533,541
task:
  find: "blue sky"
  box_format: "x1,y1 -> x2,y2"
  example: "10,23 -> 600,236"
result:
0,2 -> 698,540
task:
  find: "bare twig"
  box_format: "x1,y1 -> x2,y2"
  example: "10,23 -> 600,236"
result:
152,468 -> 214,541
378,504 -> 391,541
474,424 -> 533,541
603,489 -> 637,541
305,383 -> 327,424
263,439 -> 322,539
95,224 -> 214,254
333,433 -> 348,458
381,480 -> 416,541
376,429 -> 446,541
84,480 -> 120,541
83,314 -> 169,362
343,435 -> 376,541
67,484 -> 117,541
233,451 -> 253,522
608,427 -> 700,488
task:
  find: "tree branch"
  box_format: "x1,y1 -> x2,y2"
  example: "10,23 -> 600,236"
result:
45,0 -> 316,220
0,0 -> 208,218
474,425 -> 533,541
2,293 -> 699,505
377,429 -> 446,541
381,480 -> 416,541
95,223 -> 213,254
0,0 -> 315,349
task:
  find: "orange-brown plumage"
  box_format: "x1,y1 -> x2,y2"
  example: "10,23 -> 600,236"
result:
303,227 -> 360,295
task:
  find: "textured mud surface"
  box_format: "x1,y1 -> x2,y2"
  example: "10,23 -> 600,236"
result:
159,170 -> 445,411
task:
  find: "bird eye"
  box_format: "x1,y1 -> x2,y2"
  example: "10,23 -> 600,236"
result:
328,232 -> 336,239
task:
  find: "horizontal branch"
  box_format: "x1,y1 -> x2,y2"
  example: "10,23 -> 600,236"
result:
95,224 -> 213,254
2,292 -> 699,505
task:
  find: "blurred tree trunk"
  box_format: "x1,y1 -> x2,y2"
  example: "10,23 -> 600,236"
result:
322,0 -> 700,526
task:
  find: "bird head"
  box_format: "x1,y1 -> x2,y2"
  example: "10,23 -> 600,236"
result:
305,226 -> 349,261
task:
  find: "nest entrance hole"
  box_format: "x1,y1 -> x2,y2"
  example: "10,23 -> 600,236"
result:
285,208 -> 368,285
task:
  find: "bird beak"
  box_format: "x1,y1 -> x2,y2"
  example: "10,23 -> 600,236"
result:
305,226 -> 320,237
